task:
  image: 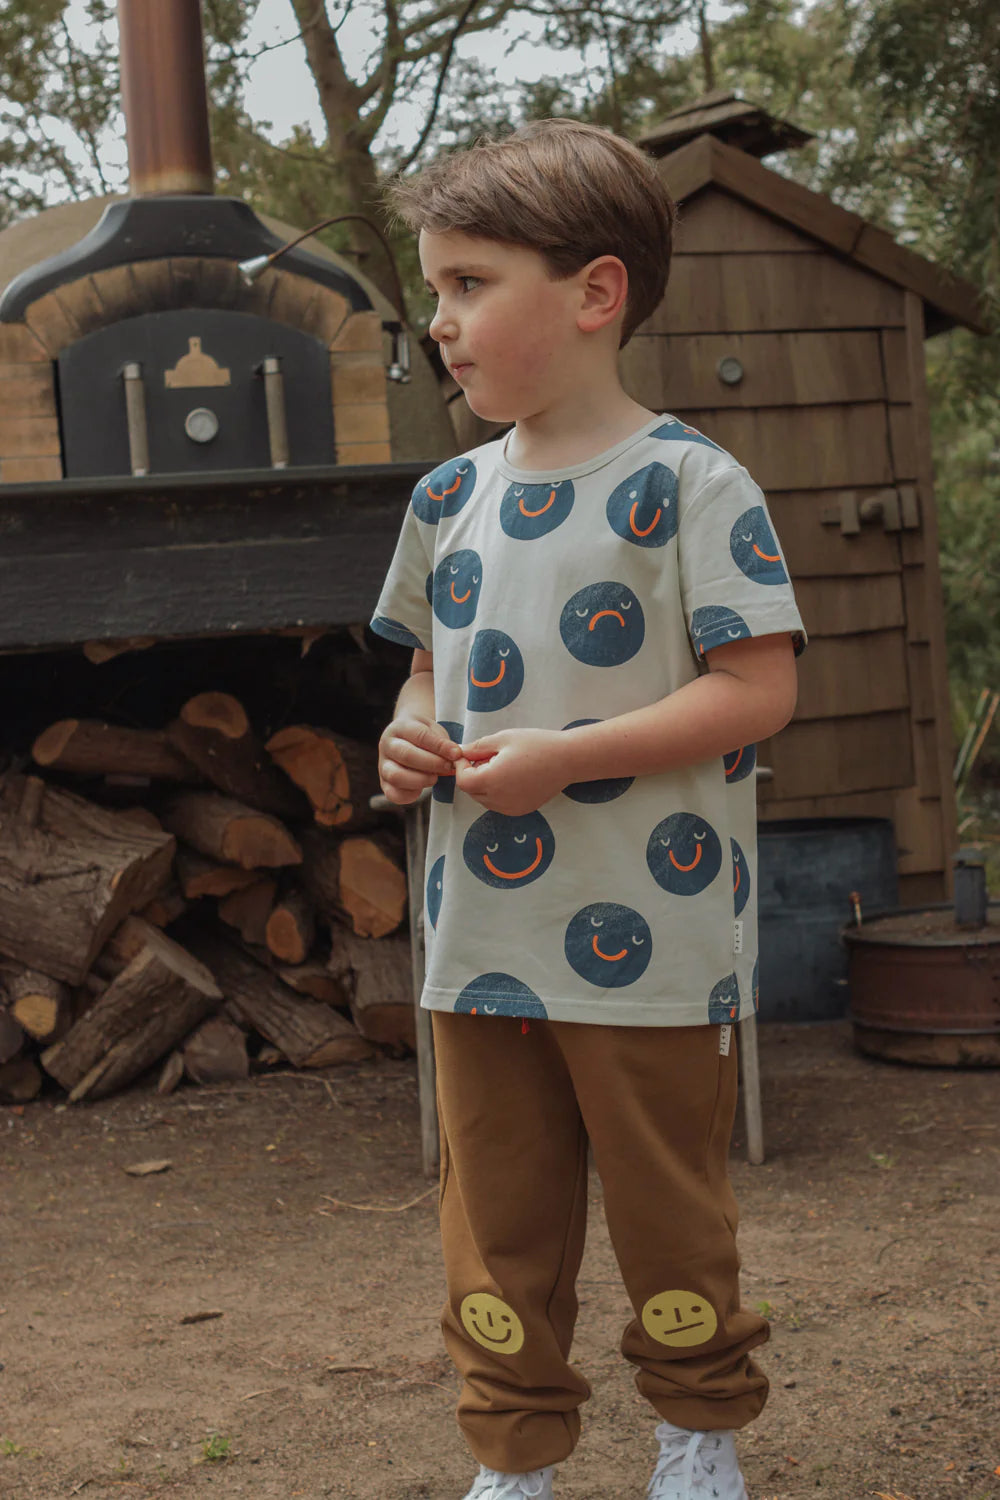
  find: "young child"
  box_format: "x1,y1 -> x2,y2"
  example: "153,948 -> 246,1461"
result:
370,119 -> 805,1500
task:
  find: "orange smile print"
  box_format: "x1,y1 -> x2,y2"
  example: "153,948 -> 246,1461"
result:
592,935 -> 628,961
483,839 -> 544,880
668,844 -> 703,872
629,502 -> 661,537
470,660 -> 506,688
519,488 -> 556,517
752,543 -> 782,561
450,582 -> 472,603
427,473 -> 464,502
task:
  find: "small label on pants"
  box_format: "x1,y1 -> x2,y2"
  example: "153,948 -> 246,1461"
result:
733,919 -> 743,954
719,1023 -> 732,1057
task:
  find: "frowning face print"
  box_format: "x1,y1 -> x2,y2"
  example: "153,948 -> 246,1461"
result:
560,583 -> 645,666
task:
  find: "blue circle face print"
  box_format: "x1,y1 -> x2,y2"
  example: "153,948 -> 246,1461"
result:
565,903 -> 653,988
463,810 -> 555,889
433,720 -> 463,804
427,854 -> 445,929
467,630 -> 524,711
729,506 -> 789,585
560,583 -> 645,666
708,972 -> 741,1023
455,973 -> 548,1018
606,463 -> 679,548
731,838 -> 750,917
690,605 -> 751,658
651,418 -> 724,452
412,458 -> 477,523
723,743 -> 757,785
429,549 -> 483,629
646,813 -> 723,895
500,480 -> 575,539
370,617 -> 425,650
561,720 -> 634,804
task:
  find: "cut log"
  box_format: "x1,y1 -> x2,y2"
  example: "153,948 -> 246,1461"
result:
182,1014 -> 249,1084
94,916 -> 160,979
339,930 -> 416,1054
275,959 -> 348,1009
0,1055 -> 43,1103
0,775 -> 176,984
167,693 -> 307,818
2,963 -> 72,1042
187,932 -> 373,1069
41,926 -> 222,1100
140,878 -> 188,929
265,889 -> 316,965
0,1004 -> 25,1064
265,725 -> 381,831
32,720 -> 200,782
175,847 -> 259,900
117,806 -> 164,833
157,1049 -> 185,1096
218,879 -> 277,947
161,792 -> 301,871
298,829 -> 407,938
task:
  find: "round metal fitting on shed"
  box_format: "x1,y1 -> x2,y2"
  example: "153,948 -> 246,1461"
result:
184,407 -> 220,444
716,355 -> 744,386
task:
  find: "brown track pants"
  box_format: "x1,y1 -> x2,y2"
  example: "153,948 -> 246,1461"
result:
432,1011 -> 769,1473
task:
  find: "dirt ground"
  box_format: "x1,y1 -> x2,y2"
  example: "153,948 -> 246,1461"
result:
2,1021 -> 998,1500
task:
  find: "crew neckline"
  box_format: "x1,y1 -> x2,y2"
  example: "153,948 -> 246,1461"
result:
496,414 -> 668,484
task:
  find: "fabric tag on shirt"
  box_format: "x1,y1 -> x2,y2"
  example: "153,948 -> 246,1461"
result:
719,1024 -> 732,1057
733,919 -> 744,954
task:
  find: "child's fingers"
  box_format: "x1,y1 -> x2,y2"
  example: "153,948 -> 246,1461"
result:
380,759 -> 436,799
384,734 -> 454,776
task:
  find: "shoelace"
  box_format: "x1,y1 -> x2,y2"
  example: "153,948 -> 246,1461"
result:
647,1426 -> 722,1499
470,1466 -> 549,1499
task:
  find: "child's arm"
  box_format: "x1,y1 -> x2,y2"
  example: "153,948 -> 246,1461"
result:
378,649 -> 462,806
456,633 -> 797,815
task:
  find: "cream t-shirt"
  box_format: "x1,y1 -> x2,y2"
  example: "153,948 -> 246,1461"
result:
370,416 -> 805,1026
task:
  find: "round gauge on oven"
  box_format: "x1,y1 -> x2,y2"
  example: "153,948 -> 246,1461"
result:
184,406 -> 220,443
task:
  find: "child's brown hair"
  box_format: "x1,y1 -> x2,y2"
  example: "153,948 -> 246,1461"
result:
386,119 -> 676,345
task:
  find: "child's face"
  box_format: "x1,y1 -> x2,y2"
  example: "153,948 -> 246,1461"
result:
420,229 -> 586,424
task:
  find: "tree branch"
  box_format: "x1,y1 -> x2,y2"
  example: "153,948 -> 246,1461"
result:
59,16 -> 111,195
395,0 -> 481,172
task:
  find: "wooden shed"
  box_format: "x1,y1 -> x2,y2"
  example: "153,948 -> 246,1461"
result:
624,95 -> 987,903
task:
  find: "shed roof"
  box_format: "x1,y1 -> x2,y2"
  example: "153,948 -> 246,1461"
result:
637,89 -> 813,159
658,131 -> 987,336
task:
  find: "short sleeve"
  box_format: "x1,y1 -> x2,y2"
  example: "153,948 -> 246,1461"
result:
678,465 -> 807,660
369,496 -> 435,651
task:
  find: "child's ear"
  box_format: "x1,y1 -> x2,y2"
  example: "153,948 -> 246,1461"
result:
576,255 -> 628,334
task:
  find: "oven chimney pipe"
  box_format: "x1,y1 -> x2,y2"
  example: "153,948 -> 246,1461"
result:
118,0 -> 214,195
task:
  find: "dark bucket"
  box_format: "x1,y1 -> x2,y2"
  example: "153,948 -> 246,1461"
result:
757,817 -> 899,1022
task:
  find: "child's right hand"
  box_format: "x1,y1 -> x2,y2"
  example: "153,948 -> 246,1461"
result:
377,714 -> 462,805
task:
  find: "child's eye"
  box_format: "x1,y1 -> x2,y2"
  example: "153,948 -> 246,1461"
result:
458,275 -> 482,293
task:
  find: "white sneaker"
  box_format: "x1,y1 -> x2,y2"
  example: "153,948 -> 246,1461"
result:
647,1420 -> 748,1500
461,1465 -> 554,1500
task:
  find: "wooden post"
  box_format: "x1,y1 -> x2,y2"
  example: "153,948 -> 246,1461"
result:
370,788 -> 438,1178
738,1013 -> 765,1165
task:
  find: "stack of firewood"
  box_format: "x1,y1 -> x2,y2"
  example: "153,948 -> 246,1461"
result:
0,693 -> 415,1105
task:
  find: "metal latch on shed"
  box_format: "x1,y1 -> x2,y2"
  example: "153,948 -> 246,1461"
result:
821,486 -> 920,535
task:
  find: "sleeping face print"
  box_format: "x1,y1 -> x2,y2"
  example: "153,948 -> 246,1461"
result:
690,605 -> 752,658
466,630 -> 524,711
411,457 -> 477,523
564,903 -> 653,987
729,506 -> 789,585
428,549 -> 483,629
463,810 -> 555,889
646,813 -> 723,895
606,462 -> 679,548
500,480 -> 575,539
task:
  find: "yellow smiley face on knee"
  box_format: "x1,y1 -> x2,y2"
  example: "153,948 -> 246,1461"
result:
641,1289 -> 718,1348
459,1293 -> 525,1354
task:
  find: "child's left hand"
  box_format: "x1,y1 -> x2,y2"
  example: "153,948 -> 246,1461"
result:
454,728 -> 568,815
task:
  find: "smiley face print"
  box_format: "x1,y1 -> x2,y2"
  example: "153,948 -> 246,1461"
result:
467,630 -> 524,712
426,854 -> 444,930
641,1289 -> 718,1348
370,617 -> 426,650
560,583 -> 645,667
646,813 -> 723,896
564,903 -> 653,988
463,810 -> 555,890
411,458 -> 477,524
690,605 -> 752,658
708,971 -> 741,1023
459,1293 -> 525,1354
561,720 -> 635,804
606,462 -> 679,548
455,972 -> 548,1018
650,418 -> 724,453
433,720 -> 463,804
723,743 -> 757,785
500,480 -> 575,540
428,549 -> 483,629
730,506 -> 789,585
731,838 -> 750,918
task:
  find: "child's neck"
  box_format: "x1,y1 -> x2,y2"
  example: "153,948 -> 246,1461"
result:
505,382 -> 655,473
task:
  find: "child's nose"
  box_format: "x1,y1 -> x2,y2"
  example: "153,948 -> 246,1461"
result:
428,303 -> 455,342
